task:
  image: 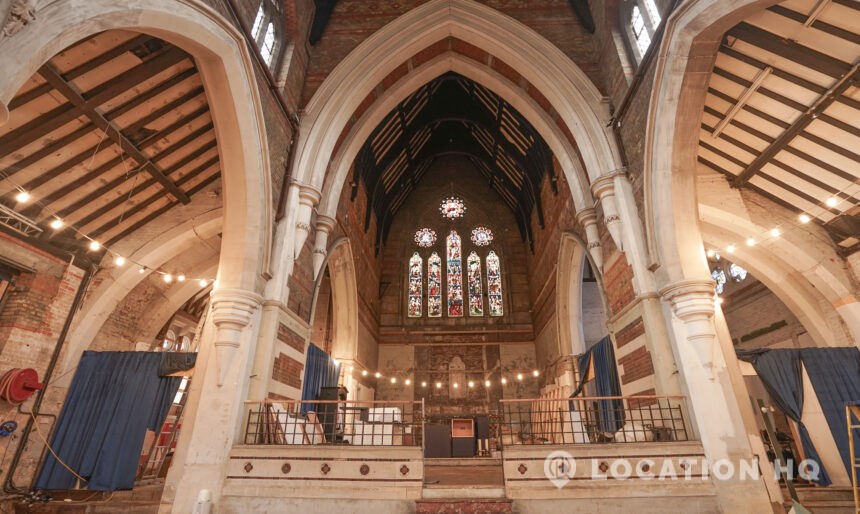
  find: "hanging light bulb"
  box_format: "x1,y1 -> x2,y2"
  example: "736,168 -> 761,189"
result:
375,372 -> 381,378
177,274 -> 186,282
517,373 -> 524,381
746,237 -> 756,247
362,370 -> 368,377
88,240 -> 101,251
14,190 -> 30,203
799,214 -> 811,224
139,267 -> 146,274
453,383 -> 459,389
405,379 -> 411,386
199,279 -> 208,287
770,228 -> 780,238
114,256 -> 126,267
826,197 -> 838,207
468,381 -> 474,388
421,381 -> 427,388
726,244 -> 735,254
390,377 -> 397,384
501,377 -> 508,385
163,274 -> 173,283
484,380 -> 491,387
348,365 -> 354,371
435,382 -> 442,389
49,218 -> 64,230
706,249 -> 715,258
532,370 -> 540,377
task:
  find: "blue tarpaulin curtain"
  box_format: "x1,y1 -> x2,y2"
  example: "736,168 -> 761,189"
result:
742,349 -> 832,486
798,347 -> 860,479
570,336 -> 624,433
35,352 -> 182,491
300,343 -> 340,414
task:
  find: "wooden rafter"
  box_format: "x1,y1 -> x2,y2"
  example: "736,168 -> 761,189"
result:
37,62 -> 191,204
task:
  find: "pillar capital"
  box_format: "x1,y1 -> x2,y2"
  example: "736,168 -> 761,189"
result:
209,288 -> 263,386
312,215 -> 337,278
590,169 -> 628,252
297,183 -> 322,207
315,214 -> 336,234
575,207 -> 603,270
659,279 -> 716,322
575,206 -> 597,226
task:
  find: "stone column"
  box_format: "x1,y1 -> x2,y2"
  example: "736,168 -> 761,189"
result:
575,207 -> 603,271
660,279 -> 780,513
591,168 -> 626,252
293,183 -> 321,259
163,288 -> 263,513
312,214 -> 336,279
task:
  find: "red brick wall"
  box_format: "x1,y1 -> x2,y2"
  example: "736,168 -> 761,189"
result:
272,352 -> 304,389
277,322 -> 306,353
617,345 -> 654,385
615,316 -> 645,348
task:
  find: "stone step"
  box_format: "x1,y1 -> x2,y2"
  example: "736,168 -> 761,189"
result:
423,486 -> 506,499
416,498 -> 513,514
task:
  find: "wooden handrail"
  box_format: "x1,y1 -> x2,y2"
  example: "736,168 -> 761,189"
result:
499,395 -> 687,403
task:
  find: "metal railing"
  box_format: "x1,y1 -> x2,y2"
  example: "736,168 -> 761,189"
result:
498,395 -> 689,446
244,399 -> 424,447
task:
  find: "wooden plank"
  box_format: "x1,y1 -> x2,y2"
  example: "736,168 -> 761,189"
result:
766,5 -> 860,46
729,22 -> 851,79
38,63 -> 191,204
732,64 -> 859,186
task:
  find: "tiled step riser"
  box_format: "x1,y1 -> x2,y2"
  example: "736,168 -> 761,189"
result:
416,500 -> 513,514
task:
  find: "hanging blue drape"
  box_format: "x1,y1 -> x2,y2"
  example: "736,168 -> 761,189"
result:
745,349 -> 831,486
569,336 -> 624,433
798,347 -> 860,479
300,343 -> 340,414
35,352 -> 182,491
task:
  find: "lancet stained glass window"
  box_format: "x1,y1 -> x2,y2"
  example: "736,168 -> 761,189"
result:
486,250 -> 503,316
408,252 -> 422,318
446,231 -> 464,317
467,252 -> 484,316
428,252 -> 442,317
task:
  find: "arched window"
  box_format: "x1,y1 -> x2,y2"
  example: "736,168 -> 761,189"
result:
408,252 -> 422,318
625,0 -> 661,62
486,250 -> 503,317
446,231 -> 463,317
250,0 -> 284,67
467,252 -> 484,316
428,252 -> 442,317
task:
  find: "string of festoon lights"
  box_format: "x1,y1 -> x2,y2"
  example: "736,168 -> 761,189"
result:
343,364 -> 540,389
704,183 -> 860,306
5,183 -> 216,288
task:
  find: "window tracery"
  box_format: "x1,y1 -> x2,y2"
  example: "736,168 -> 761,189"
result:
467,252 -> 484,316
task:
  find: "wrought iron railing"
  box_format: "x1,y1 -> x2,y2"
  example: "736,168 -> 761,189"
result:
498,395 -> 689,446
243,399 -> 424,447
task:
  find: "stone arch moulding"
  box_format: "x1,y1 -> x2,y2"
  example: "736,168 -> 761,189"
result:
642,0 -> 776,281
278,0 -> 628,282
309,237 -> 359,364
556,232 -> 611,357
0,0 -> 274,293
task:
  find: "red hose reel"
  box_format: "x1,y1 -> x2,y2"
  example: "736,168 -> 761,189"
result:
0,368 -> 44,405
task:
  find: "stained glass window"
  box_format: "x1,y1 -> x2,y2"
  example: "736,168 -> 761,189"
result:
486,250 -> 503,316
711,267 -> 727,295
446,231 -> 464,317
414,228 -> 437,247
470,227 -> 493,247
729,263 -> 748,283
467,252 -> 484,316
408,252 -> 422,318
428,252 -> 442,317
439,197 -> 466,220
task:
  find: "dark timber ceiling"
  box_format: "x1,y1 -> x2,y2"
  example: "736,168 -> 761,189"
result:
0,30 -> 220,252
697,0 -> 860,254
354,73 -> 555,252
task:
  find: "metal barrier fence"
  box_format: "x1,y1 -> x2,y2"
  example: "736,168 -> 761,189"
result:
498,395 -> 689,446
244,399 -> 424,447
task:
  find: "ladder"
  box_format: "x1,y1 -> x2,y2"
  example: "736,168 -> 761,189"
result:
137,377 -> 191,481
848,404 -> 860,514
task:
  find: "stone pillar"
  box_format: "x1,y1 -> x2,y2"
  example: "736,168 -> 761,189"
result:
293,182 -> 321,259
312,214 -> 336,279
575,207 -> 603,271
163,288 -> 263,513
660,279 -> 780,513
591,168 -> 626,252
